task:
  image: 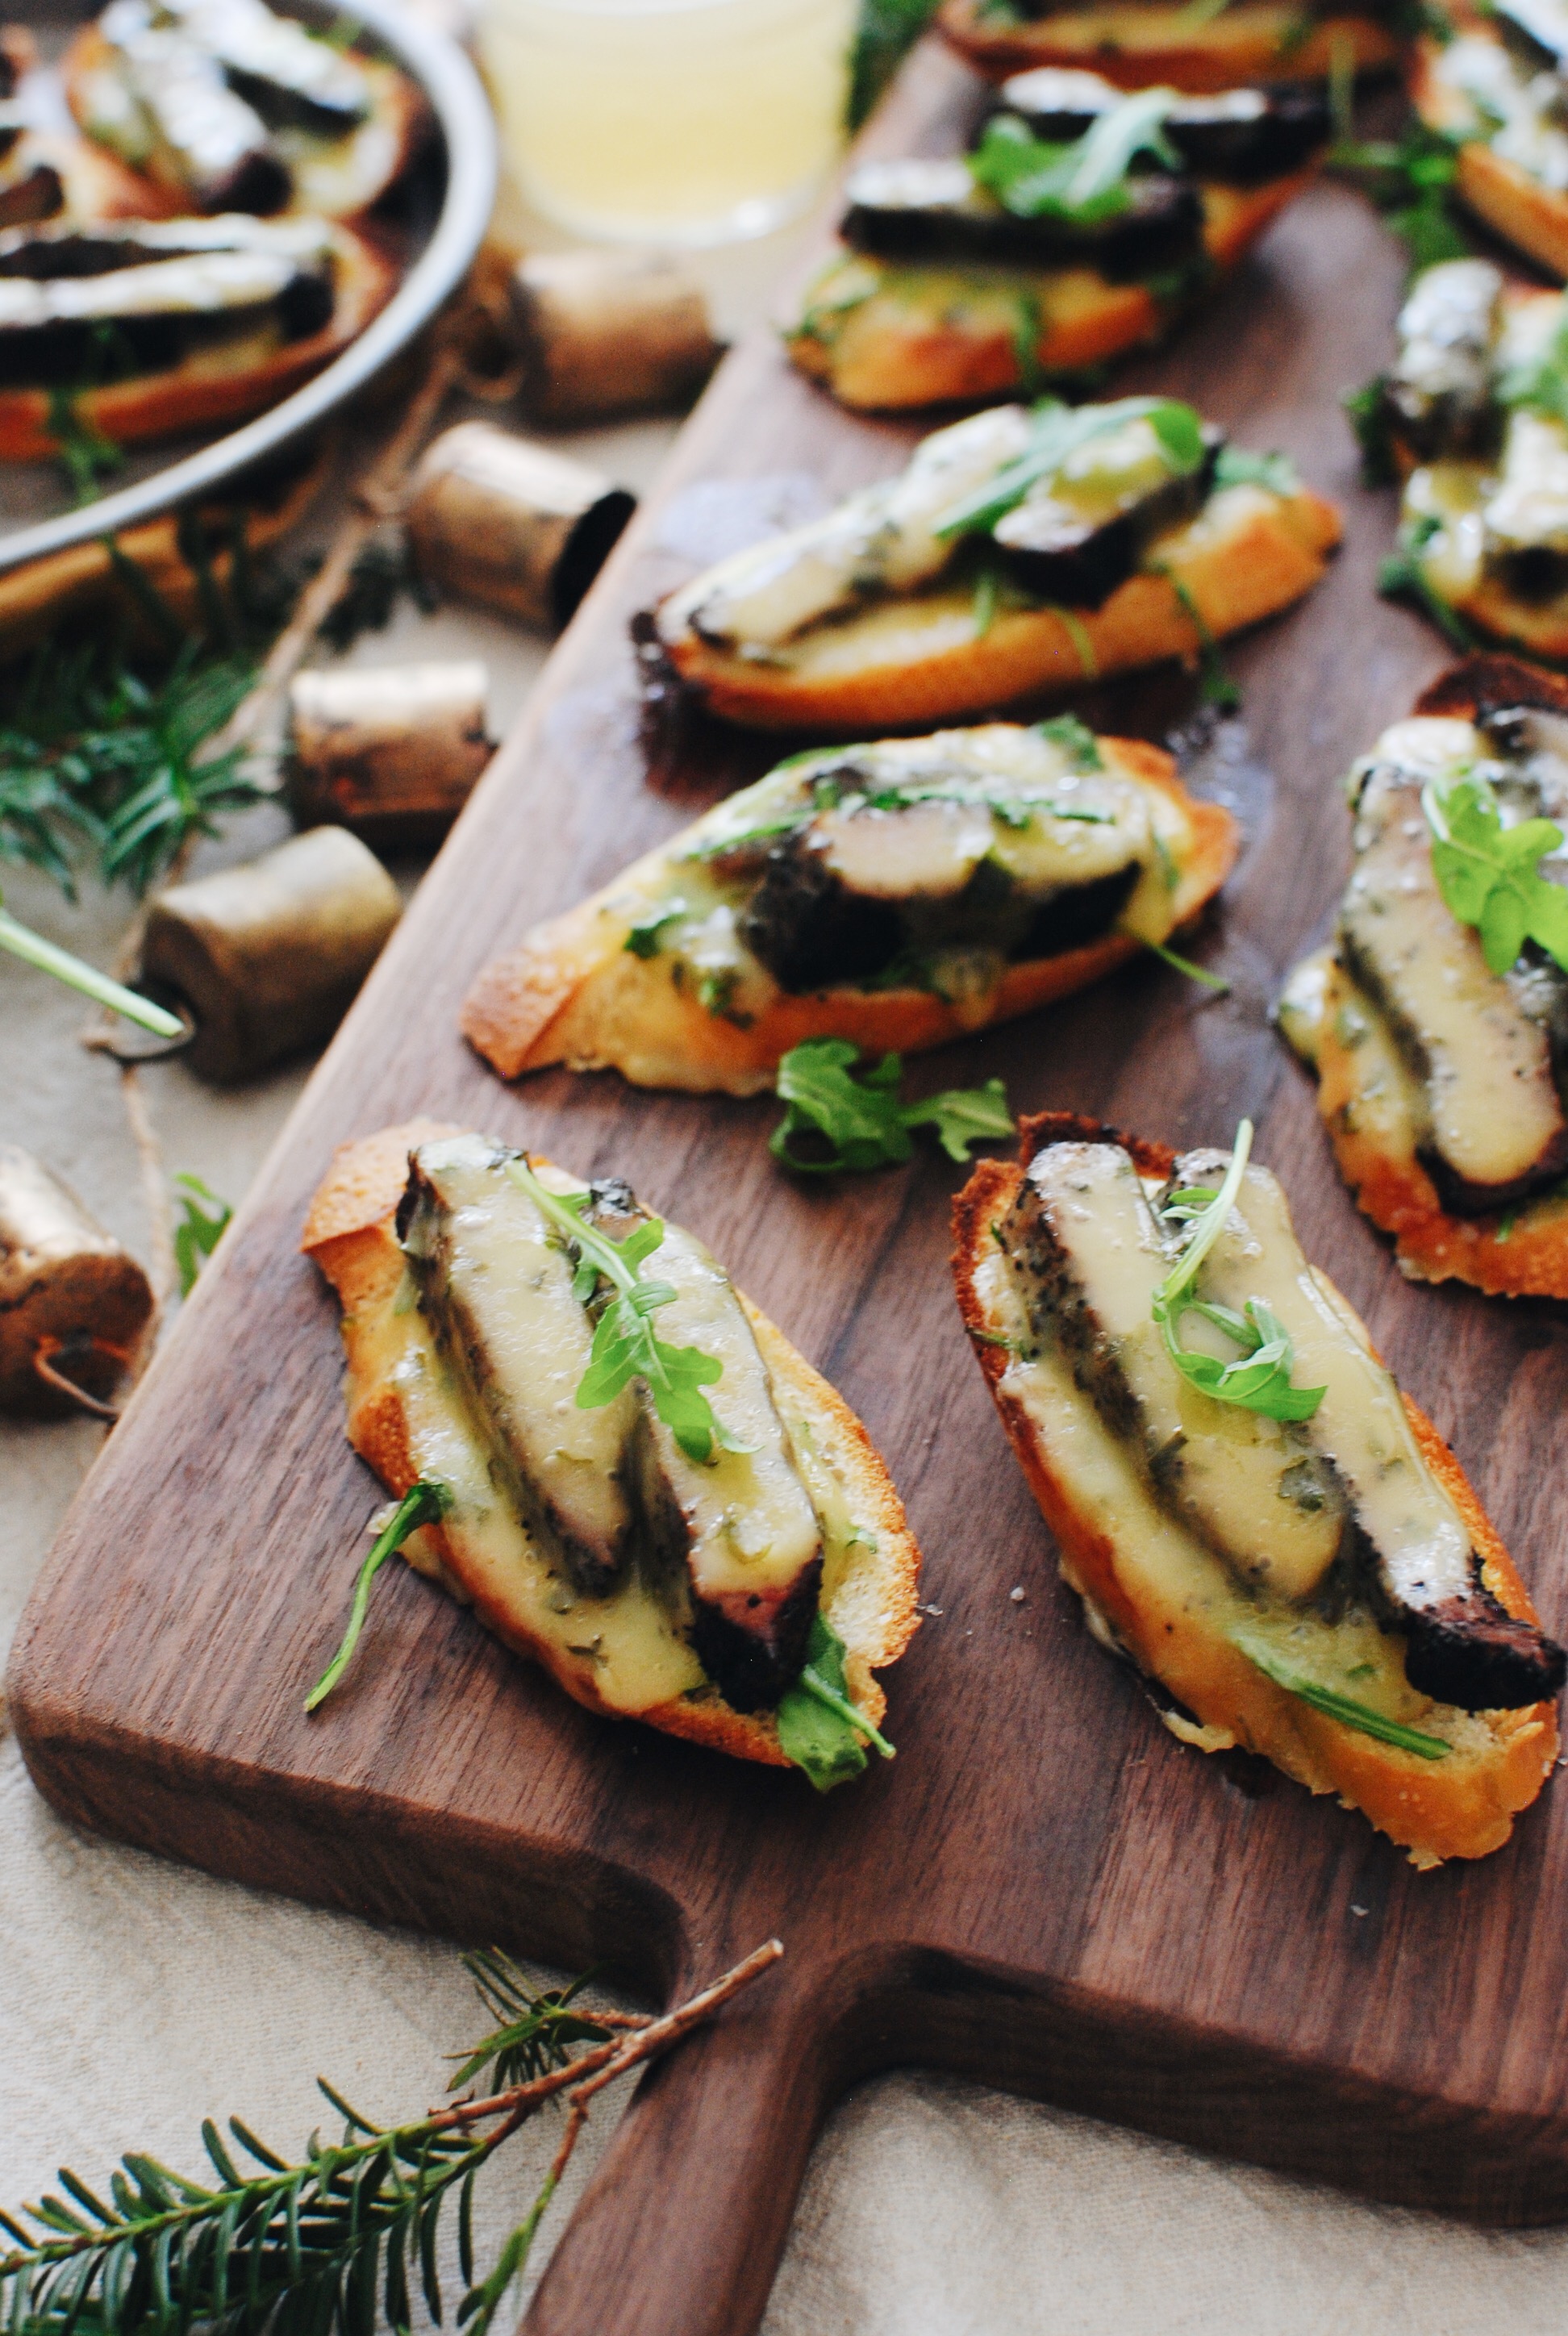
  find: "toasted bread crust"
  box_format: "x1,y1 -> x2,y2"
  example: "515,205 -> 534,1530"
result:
461,741 -> 1238,1091
937,0 -> 1399,87
952,1116 -> 1559,1864
1412,35 -> 1568,279
302,1124 -> 921,1767
0,222 -> 395,461
658,485 -> 1340,735
1297,657 -> 1568,1299
788,172 -> 1318,410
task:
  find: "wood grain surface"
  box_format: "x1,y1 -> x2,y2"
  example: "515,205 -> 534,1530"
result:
12,40 -> 1568,2336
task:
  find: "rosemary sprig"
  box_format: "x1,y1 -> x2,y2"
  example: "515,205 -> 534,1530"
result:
0,1942 -> 782,2336
504,1160 -> 734,1466
0,892 -> 183,1036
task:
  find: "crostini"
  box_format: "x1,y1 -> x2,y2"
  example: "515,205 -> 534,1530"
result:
1354,257 -> 1568,657
645,396 -> 1340,734
789,73 -> 1329,409
461,717 -> 1236,1092
0,211 -> 395,458
953,1112 -> 1565,1865
1413,3 -> 1568,279
1278,655 -> 1568,1298
63,0 -> 426,220
302,1123 -> 920,1783
937,0 -> 1403,94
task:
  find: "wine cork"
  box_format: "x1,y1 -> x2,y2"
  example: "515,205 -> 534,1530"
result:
405,419 -> 634,628
511,248 -> 721,425
287,661 -> 493,841
140,826 -> 402,1083
0,1145 -> 152,1416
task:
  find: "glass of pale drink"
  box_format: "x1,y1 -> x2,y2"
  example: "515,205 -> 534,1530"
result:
479,0 -> 856,244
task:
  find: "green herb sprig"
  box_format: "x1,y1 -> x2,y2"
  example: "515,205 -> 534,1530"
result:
1231,1629 -> 1451,1758
770,1039 -> 1015,1174
968,90 -> 1180,222
306,1479 -> 453,1712
1329,123 -> 1470,273
1150,1121 -> 1327,1421
172,1174 -> 233,1299
504,1159 -> 734,1466
776,1613 -> 895,1790
0,891 -> 183,1037
0,1940 -> 782,2336
1423,772 -> 1568,974
934,396 -> 1207,540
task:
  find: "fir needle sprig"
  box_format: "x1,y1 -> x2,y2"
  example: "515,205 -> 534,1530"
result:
0,1942 -> 783,2336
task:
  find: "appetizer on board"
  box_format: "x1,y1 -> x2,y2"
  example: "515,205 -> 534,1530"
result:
1413,0 -> 1568,278
789,73 -> 1329,410
936,0 -> 1403,94
62,0 -> 426,220
1355,258 -> 1568,658
0,25 -> 178,230
302,1123 -> 920,1787
1279,657 -> 1568,1298
461,718 -> 1236,1093
644,396 -> 1341,735
0,212 -> 394,457
953,1113 -> 1566,1866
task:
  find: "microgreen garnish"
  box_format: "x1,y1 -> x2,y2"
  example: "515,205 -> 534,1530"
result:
776,1612 -> 894,1790
504,1159 -> 734,1465
1150,1121 -> 1327,1421
46,386 -> 124,507
0,891 -> 183,1037
770,1038 -> 1014,1174
1147,939 -> 1229,991
1152,563 -> 1240,710
1034,712 -> 1103,766
969,90 -> 1180,223
623,899 -> 688,957
172,1173 -> 232,1298
1230,1629 -> 1451,1758
306,1479 -> 452,1712
1422,771 -> 1568,974
1376,516 -> 1478,649
1212,444 -> 1300,497
934,396 -> 1207,539
1328,124 -> 1470,273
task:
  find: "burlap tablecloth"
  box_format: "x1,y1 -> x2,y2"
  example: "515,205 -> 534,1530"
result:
5,218 -> 1568,2336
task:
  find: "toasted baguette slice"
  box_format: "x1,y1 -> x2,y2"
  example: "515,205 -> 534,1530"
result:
1412,32 -> 1568,279
302,1122 -> 921,1768
461,725 -> 1237,1093
1281,657 -> 1568,1299
937,0 -> 1399,89
655,479 -> 1340,735
953,1112 -> 1560,1864
62,25 -> 427,223
788,172 -> 1316,411
0,219 -> 394,461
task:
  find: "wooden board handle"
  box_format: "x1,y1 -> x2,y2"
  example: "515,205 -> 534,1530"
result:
523,1954 -> 828,2336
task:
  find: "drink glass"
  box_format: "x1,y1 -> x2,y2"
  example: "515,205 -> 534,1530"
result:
479,0 -> 856,245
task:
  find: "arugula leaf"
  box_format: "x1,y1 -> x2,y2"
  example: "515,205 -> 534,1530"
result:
1423,774 -> 1568,975
505,1159 -> 732,1466
1150,563 -> 1240,710
1212,444 -> 1300,497
934,396 -> 1207,540
1343,376 -> 1399,488
970,90 -> 1180,223
172,1173 -> 232,1298
1229,1629 -> 1451,1758
1149,1120 -> 1327,1422
775,1612 -> 894,1789
1496,309 -> 1568,426
623,900 -> 687,957
306,1479 -> 452,1712
770,1039 -> 1014,1173
1147,939 -> 1230,992
1378,519 -> 1477,649
1329,124 -> 1468,273
1033,712 -> 1103,766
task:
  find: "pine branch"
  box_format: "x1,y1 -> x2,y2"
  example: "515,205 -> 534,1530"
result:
0,1942 -> 782,2336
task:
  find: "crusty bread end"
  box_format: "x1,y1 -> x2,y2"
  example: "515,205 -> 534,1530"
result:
951,1112 -> 1560,1865
302,1124 -> 922,1767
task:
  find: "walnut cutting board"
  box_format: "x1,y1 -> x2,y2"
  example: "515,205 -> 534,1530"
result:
13,40 -> 1568,2335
